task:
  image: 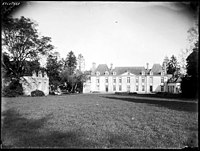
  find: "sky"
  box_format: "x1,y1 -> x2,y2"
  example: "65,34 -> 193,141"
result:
13,1 -> 195,70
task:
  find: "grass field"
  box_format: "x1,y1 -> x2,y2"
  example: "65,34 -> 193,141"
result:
1,94 -> 198,148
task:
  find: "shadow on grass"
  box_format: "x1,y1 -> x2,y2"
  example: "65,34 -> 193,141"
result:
1,109 -> 98,148
101,96 -> 198,113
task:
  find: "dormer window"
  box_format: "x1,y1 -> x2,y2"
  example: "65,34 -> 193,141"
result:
105,71 -> 109,76
142,71 -> 145,75
96,71 -> 100,76
161,71 -> 164,76
150,71 -> 153,75
113,72 -> 116,75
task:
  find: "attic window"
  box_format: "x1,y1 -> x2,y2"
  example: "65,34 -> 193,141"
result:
142,71 -> 145,75
96,71 -> 100,76
113,72 -> 116,75
105,71 -> 109,75
150,71 -> 153,75
161,71 -> 164,76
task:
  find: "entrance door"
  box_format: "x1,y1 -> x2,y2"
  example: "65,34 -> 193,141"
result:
150,86 -> 153,92
105,85 -> 108,92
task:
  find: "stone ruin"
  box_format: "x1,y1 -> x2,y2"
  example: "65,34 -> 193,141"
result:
20,70 -> 49,96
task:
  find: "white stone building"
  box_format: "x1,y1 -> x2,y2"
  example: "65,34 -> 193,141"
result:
83,63 -> 172,93
20,70 -> 49,96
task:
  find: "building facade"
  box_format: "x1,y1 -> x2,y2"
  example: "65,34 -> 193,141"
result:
84,63 -> 172,93
20,70 -> 49,96
166,77 -> 182,94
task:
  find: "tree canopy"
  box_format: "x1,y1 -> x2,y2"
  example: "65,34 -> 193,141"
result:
166,55 -> 180,77
46,53 -> 62,87
64,51 -> 77,75
2,16 -> 54,80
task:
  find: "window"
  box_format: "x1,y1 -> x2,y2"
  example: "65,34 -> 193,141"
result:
97,85 -> 100,90
161,86 -> 164,92
127,77 -> 130,83
136,85 -> 139,91
105,71 -> 109,75
136,77 -> 139,83
113,72 -> 116,75
150,77 -> 153,83
150,71 -> 153,75
119,85 -> 122,91
96,78 -> 99,84
142,77 -> 145,83
113,78 -> 116,83
127,85 -> 130,92
150,86 -> 153,92
105,78 -> 108,83
142,71 -> 145,75
142,85 -> 145,91
161,77 -> 164,83
96,71 -> 100,76
113,85 -> 116,91
105,85 -> 108,92
119,78 -> 122,83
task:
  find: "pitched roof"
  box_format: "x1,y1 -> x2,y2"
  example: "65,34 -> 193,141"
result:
168,76 -> 182,83
94,64 -> 110,75
113,67 -> 145,75
151,64 -> 162,74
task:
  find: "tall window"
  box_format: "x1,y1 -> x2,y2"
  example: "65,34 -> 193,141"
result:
96,78 -> 99,84
142,85 -> 145,91
113,85 -> 116,91
97,85 -> 100,90
127,77 -> 130,83
136,85 -> 139,91
142,77 -> 145,83
127,85 -> 130,92
161,77 -> 164,83
119,85 -> 122,91
105,78 -> 108,83
161,86 -> 164,92
113,78 -> 116,83
119,78 -> 122,84
136,77 -> 139,83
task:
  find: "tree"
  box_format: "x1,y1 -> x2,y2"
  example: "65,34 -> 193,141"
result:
2,16 -> 54,81
46,53 -> 62,88
64,51 -> 77,75
167,55 -> 180,77
181,42 -> 198,98
186,42 -> 198,77
77,54 -> 85,72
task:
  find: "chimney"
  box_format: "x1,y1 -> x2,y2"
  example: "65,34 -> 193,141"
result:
110,63 -> 113,70
163,62 -> 167,74
146,63 -> 149,70
92,62 -> 96,69
91,62 -> 96,74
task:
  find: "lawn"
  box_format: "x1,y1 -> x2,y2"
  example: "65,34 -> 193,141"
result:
1,94 -> 198,148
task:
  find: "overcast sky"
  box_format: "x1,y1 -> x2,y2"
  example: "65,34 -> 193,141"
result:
13,1 -> 195,70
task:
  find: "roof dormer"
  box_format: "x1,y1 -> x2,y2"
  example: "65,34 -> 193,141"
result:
141,71 -> 145,75
105,71 -> 109,76
96,71 -> 100,76
113,71 -> 116,75
150,71 -> 153,75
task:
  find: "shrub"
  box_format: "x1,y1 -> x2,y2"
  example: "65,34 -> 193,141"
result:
31,90 -> 45,97
2,80 -> 23,97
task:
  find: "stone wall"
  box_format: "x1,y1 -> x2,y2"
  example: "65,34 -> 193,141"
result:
20,71 -> 49,96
